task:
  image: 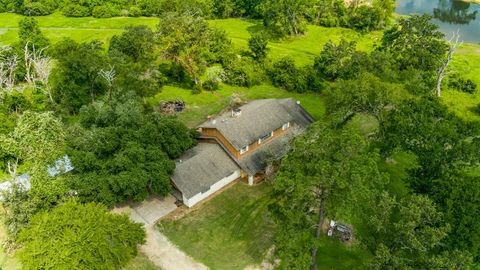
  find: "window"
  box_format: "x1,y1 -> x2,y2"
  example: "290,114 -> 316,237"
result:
240,145 -> 249,154
282,122 -> 290,130
258,131 -> 274,144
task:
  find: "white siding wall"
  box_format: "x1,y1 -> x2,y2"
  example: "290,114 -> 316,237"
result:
184,170 -> 241,208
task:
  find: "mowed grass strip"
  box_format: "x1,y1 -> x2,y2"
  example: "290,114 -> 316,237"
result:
158,183 -> 275,270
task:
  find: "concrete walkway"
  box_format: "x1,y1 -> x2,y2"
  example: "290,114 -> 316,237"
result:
113,196 -> 208,270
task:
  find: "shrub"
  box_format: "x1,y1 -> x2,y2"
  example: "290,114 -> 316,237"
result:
449,76 -> 477,94
248,32 -> 269,61
23,2 -> 54,16
348,6 -> 381,32
92,5 -> 119,18
224,57 -> 264,87
128,6 -> 142,17
62,4 -> 90,17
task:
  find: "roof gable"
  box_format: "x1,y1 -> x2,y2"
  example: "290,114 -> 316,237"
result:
199,98 -> 314,150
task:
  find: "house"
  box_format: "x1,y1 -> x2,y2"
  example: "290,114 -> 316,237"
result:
171,98 -> 314,207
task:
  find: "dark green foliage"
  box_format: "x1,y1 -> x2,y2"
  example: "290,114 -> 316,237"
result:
268,57 -> 320,92
18,200 -> 145,270
18,17 -> 50,49
110,25 -> 156,63
157,13 -> 233,84
62,4 -> 90,17
448,75 -> 477,94
259,0 -> 311,36
314,39 -> 358,81
313,0 -> 348,27
248,32 -> 269,61
380,98 -> 480,194
433,173 -> 480,261
271,123 -> 386,269
326,73 -> 400,123
67,98 -> 196,205
92,4 -> 120,18
381,14 -> 449,71
367,194 -> 467,269
50,39 -> 108,113
348,6 -> 381,32
224,57 -> 264,87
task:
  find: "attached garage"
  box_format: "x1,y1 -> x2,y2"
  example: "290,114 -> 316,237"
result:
171,143 -> 241,208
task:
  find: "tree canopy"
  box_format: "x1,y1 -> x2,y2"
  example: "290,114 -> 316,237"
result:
18,200 -> 145,270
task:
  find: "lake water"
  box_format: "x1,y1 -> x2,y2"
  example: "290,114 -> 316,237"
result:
396,0 -> 480,43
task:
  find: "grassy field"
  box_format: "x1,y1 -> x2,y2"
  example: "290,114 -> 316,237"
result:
159,183 -> 275,270
211,19 -> 382,66
147,84 -> 325,127
0,12 -> 158,46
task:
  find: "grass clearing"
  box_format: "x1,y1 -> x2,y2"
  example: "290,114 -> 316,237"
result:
316,236 -> 372,270
147,84 -> 325,127
211,19 -> 382,66
442,43 -> 480,121
159,182 -> 275,270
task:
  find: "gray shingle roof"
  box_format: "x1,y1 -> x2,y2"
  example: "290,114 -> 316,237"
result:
199,98 -> 314,150
172,143 -> 240,199
238,127 -> 297,175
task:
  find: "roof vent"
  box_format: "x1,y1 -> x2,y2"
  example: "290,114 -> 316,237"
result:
232,108 -> 242,118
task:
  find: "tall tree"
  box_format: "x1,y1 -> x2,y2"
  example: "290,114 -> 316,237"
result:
381,15 -> 449,71
259,0 -> 312,36
50,39 -> 107,113
18,200 -> 145,270
157,13 -> 231,85
271,123 -> 386,269
66,98 -> 196,206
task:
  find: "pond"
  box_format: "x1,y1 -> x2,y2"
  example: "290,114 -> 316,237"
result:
396,0 -> 480,43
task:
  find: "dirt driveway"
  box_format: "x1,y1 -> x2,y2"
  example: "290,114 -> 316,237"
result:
113,195 -> 208,270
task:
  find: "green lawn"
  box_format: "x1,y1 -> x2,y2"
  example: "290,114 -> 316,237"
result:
123,253 -> 160,270
443,43 -> 480,121
316,237 -> 372,270
0,12 -> 159,46
159,183 -> 275,270
147,84 -> 325,127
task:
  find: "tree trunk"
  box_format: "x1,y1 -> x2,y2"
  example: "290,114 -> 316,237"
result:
436,48 -> 453,98
310,196 -> 325,270
436,31 -> 461,97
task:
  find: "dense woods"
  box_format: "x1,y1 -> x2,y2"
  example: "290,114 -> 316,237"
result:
0,0 -> 479,269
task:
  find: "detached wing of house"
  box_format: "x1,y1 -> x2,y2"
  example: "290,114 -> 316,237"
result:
171,98 -> 314,208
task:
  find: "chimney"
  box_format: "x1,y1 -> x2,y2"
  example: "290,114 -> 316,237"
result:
232,108 -> 242,118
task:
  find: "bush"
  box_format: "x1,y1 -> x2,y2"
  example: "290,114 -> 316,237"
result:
348,6 -> 381,32
248,32 -> 269,61
23,2 -> 54,16
62,4 -> 90,17
128,6 -> 142,17
449,76 -> 477,94
92,5 -> 119,18
224,57 -> 264,87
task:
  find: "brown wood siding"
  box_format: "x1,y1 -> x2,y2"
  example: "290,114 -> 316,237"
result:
199,128 -> 241,158
241,122 -> 291,156
199,121 -> 292,160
